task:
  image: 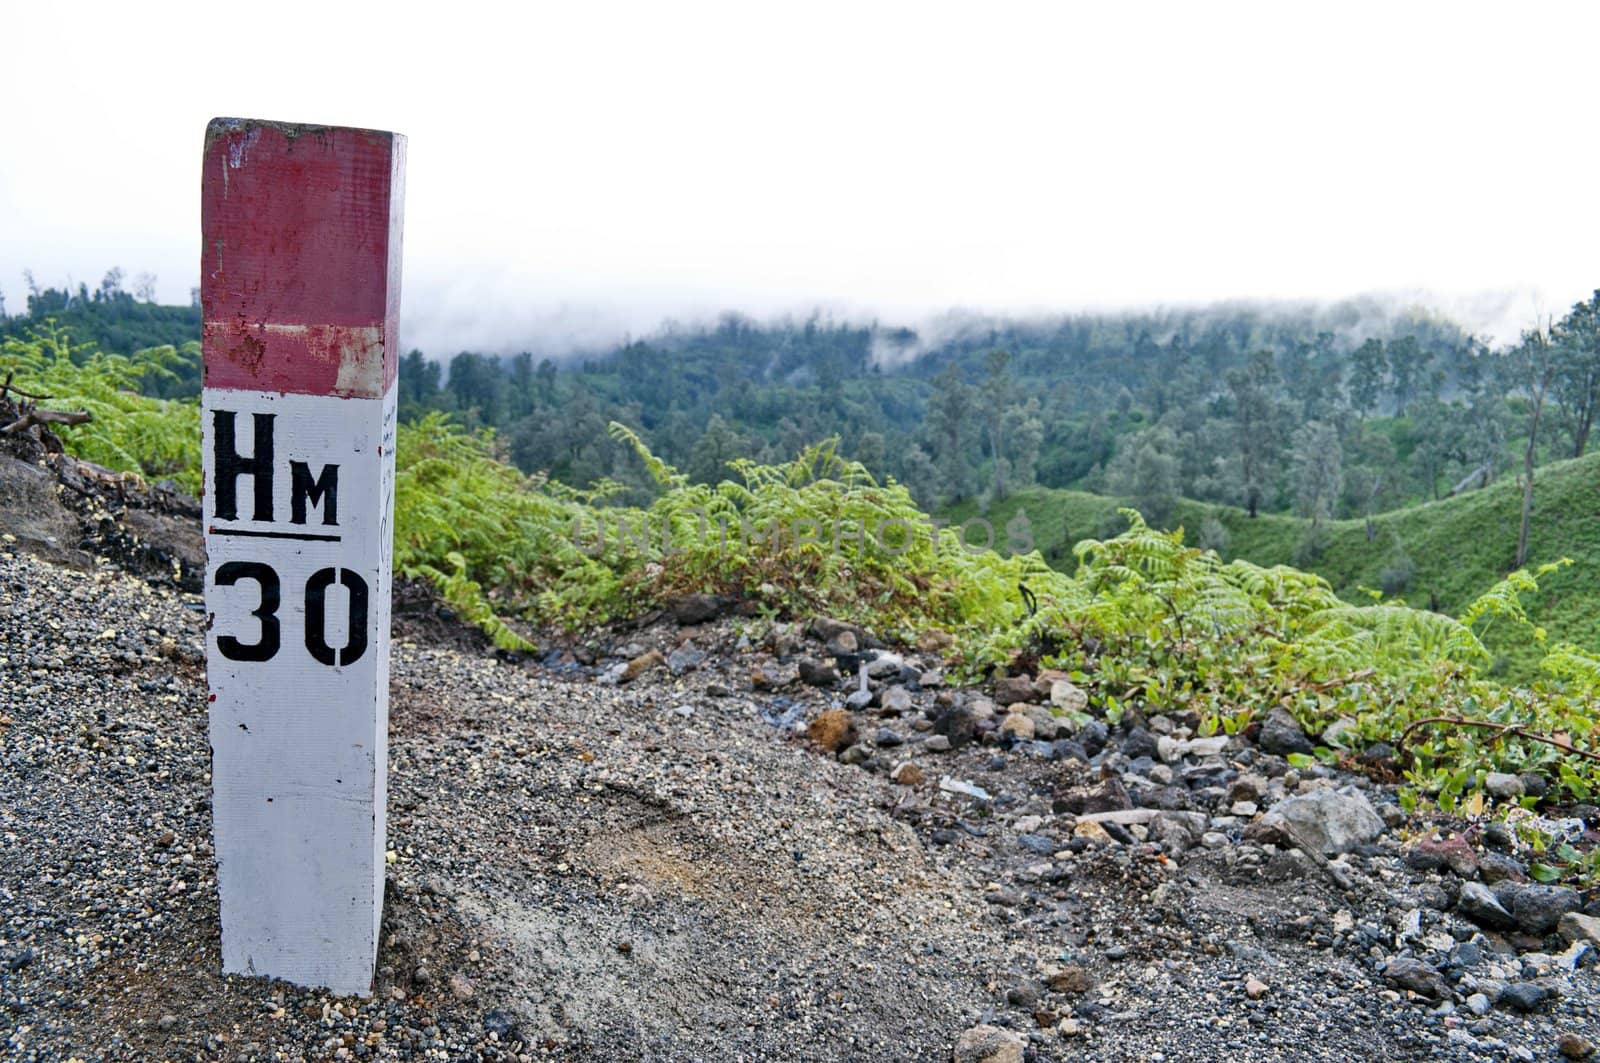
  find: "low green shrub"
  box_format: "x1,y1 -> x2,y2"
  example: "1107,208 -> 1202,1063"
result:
12,332 -> 1600,822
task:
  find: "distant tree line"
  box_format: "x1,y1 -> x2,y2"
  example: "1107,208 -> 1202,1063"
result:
11,271 -> 1599,537
2,269 -> 202,397
393,298 -> 1600,537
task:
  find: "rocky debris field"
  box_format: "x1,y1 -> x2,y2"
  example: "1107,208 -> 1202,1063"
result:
5,538 -> 1600,1060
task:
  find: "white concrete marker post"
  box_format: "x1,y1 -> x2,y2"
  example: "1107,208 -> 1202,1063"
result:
200,118 -> 404,995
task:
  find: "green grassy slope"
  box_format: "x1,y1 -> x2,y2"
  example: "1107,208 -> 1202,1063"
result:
951,451 -> 1600,676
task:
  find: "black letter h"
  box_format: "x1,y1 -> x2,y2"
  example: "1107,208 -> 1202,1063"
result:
213,411 -> 274,521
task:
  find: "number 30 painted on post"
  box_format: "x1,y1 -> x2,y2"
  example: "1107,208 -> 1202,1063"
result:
214,562 -> 370,666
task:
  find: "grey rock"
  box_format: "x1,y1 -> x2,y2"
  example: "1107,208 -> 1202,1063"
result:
1228,774 -> 1267,803
1458,882 -> 1517,930
667,646 -> 707,675
1511,884 -> 1581,934
1252,786 -> 1383,854
666,593 -> 729,625
1049,680 -> 1088,713
1149,811 -> 1207,852
1078,720 -> 1109,757
1017,833 -> 1057,855
824,630 -> 858,656
839,743 -> 872,765
1559,912 -> 1600,946
1319,716 -> 1359,747
952,1024 -> 1025,1063
1005,980 -> 1042,1009
1258,708 -> 1314,757
797,656 -> 840,687
927,706 -> 975,747
1052,739 -> 1089,763
864,653 -> 906,679
1482,821 -> 1515,849
1496,981 -> 1549,1012
877,685 -> 913,716
993,675 -> 1037,706
1078,778 -> 1133,815
1023,705 -> 1060,741
1123,727 -> 1160,761
1485,772 -> 1525,799
1383,956 -> 1447,998
1479,852 -> 1528,885
844,689 -> 875,712
808,615 -> 859,644
1134,786 -> 1193,811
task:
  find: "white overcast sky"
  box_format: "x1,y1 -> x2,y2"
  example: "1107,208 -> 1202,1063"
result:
2,1 -> 1597,354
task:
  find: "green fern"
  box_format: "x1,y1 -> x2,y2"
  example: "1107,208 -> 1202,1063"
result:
17,337 -> 1600,808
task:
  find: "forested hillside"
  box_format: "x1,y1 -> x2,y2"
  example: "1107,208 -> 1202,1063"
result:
395,295 -> 1600,542
1,271 -> 201,396
8,274 -> 1598,549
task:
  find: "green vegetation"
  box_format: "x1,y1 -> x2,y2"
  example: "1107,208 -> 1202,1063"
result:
7,319 -> 1600,878
2,271 -> 202,391
1,324 -> 202,493
955,449 -> 1600,680
9,273 -> 1598,545
393,418 -> 1600,841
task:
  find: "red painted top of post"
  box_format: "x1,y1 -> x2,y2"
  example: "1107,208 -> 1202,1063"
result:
201,118 -> 405,398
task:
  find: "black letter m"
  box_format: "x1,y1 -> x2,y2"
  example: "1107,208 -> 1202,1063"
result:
291,462 -> 339,526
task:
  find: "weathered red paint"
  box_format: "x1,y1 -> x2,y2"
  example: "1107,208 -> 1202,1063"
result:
201,118 -> 405,398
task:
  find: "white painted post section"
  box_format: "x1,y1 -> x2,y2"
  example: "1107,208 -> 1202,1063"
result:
200,118 -> 404,995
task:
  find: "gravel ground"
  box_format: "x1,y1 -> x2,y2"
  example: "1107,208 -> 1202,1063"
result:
5,541 -> 1600,1062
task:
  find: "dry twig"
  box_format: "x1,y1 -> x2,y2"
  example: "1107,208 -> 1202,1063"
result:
1398,715 -> 1600,766
2,409 -> 93,434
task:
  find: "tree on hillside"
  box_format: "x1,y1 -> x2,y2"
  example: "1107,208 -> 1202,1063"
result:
506,352 -> 535,420
98,268 -> 125,302
1106,425 -> 1181,528
689,415 -> 747,484
1387,335 -> 1433,414
1226,350 -> 1286,518
1405,399 -> 1461,501
1348,338 -> 1387,419
853,430 -> 887,478
897,444 -> 938,508
1510,323 -> 1556,569
446,351 -> 505,427
1009,398 -> 1045,489
980,349 -> 1013,500
536,358 -> 558,407
1447,336 -> 1506,487
398,350 -> 441,415
927,363 -> 976,504
1291,421 -> 1342,525
1552,292 -> 1600,458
